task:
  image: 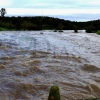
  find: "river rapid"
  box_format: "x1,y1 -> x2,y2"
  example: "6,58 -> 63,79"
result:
0,30 -> 100,100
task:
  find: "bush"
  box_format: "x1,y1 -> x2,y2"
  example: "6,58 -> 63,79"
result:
54,30 -> 57,32
58,30 -> 63,32
74,29 -> 78,33
96,30 -> 100,35
48,85 -> 60,100
0,27 -> 8,31
85,26 -> 97,33
85,27 -> 92,33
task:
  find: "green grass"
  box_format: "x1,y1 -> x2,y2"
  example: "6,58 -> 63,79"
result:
0,27 -> 19,31
0,27 -> 8,31
96,30 -> 100,35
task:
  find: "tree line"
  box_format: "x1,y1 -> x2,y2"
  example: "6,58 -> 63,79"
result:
0,8 -> 100,33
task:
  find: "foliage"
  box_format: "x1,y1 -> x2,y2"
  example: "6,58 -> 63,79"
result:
0,8 -> 6,17
0,16 -> 100,31
58,30 -> 63,32
85,26 -> 96,33
58,23 -> 63,30
74,29 -> 78,33
96,30 -> 100,35
0,27 -> 8,31
54,30 -> 57,32
74,26 -> 78,33
48,85 -> 60,100
85,27 -> 93,33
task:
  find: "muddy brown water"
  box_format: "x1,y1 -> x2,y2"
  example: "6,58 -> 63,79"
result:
0,31 -> 100,100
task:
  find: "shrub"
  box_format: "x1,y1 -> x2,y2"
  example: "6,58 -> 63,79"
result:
96,30 -> 100,35
85,27 -> 92,33
0,27 -> 8,31
85,26 -> 97,33
58,30 -> 63,32
48,85 -> 60,100
54,30 -> 57,32
74,29 -> 78,33
74,26 -> 78,33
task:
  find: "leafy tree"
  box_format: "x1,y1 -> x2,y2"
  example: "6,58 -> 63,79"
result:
58,23 -> 63,30
74,26 -> 78,33
0,8 -> 6,17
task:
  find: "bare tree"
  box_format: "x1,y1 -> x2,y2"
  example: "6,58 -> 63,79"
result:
0,8 -> 6,17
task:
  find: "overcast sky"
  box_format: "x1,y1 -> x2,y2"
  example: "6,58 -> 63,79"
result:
0,0 -> 100,21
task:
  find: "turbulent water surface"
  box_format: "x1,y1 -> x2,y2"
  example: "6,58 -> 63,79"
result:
0,30 -> 100,100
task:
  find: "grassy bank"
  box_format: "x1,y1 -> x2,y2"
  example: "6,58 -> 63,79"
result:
0,27 -> 9,31
96,30 -> 100,35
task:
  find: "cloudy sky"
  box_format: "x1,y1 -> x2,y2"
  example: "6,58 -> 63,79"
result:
0,0 -> 100,21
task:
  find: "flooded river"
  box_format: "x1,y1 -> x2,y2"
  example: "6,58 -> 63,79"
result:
0,31 -> 100,100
